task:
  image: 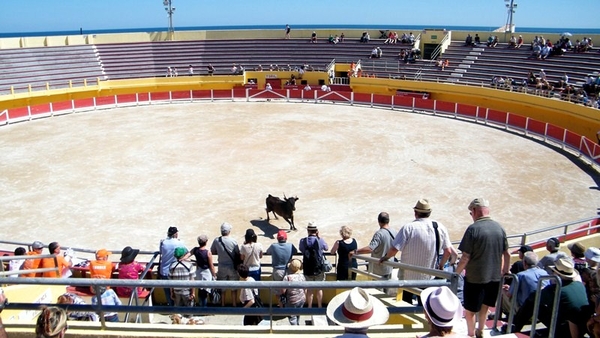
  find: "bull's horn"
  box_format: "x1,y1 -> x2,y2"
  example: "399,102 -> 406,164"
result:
283,192 -> 287,199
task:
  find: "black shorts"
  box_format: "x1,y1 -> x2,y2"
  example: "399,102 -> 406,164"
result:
463,280 -> 500,313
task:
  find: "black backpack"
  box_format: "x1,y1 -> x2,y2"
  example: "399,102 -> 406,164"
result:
302,238 -> 323,276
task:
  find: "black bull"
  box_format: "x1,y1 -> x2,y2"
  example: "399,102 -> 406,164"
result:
265,194 -> 299,230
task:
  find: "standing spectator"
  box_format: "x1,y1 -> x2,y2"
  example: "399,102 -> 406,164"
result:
280,258 -> 306,325
512,257 -> 589,337
326,287 -> 389,337
159,226 -> 187,306
22,240 -> 44,278
501,252 -> 548,315
266,230 -> 298,283
299,222 -> 329,308
210,222 -> 240,307
190,234 -> 216,307
330,225 -> 358,281
356,212 -> 395,289
585,247 -> 600,268
284,24 -> 291,39
340,32 -> 345,42
510,245 -> 533,274
240,229 -> 263,281
419,286 -> 463,337
456,198 -> 510,338
380,199 -> 453,305
40,242 -> 73,278
34,306 -> 68,338
91,286 -> 122,322
8,247 -> 26,277
207,64 -> 215,76
238,264 -> 261,326
169,247 -> 196,313
538,237 -> 568,274
89,249 -> 113,280
188,64 -> 194,76
116,246 -> 146,298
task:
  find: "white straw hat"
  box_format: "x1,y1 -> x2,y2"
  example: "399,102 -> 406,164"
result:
326,287 -> 389,329
420,286 -> 463,328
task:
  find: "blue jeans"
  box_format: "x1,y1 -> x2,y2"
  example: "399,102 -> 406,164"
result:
286,300 -> 305,325
248,267 -> 261,281
159,274 -> 173,306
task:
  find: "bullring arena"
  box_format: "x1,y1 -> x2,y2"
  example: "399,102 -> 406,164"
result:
1,27 -> 600,337
1,100 -> 599,251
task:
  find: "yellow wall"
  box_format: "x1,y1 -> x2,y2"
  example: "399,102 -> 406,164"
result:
2,76 -> 600,142
350,77 -> 600,140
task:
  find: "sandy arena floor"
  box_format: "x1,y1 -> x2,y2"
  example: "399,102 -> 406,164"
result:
0,101 -> 598,254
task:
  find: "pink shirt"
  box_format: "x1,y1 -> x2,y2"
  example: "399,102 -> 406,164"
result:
116,261 -> 145,297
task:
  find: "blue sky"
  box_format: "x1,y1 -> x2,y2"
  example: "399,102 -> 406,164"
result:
1,0 -> 598,33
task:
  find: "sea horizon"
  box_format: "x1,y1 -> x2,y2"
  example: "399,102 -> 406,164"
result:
1,24 -> 599,39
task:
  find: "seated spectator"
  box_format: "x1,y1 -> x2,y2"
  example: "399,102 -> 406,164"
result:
474,34 -> 481,45
311,31 -> 317,43
340,32 -> 345,42
491,36 -> 499,48
502,252 -> 548,315
376,47 -> 383,58
568,242 -> 588,273
8,247 -> 26,277
557,72 -> 569,89
328,34 -> 335,44
510,245 -> 533,274
57,293 -> 99,321
265,83 -> 272,91
321,84 -> 331,92
116,246 -> 146,298
487,35 -> 495,47
22,241 -> 44,278
360,31 -> 370,43
540,44 -> 551,59
231,64 -> 238,74
333,35 -> 340,44
419,286 -> 463,337
538,237 -> 568,274
326,287 -> 389,337
40,242 -> 73,278
531,43 -> 542,59
369,47 -> 378,59
89,249 -> 113,280
256,64 -> 263,72
465,34 -> 473,46
304,84 -> 312,91
442,59 -> 449,71
91,286 -> 122,322
509,35 -> 517,48
585,247 -> 600,269
510,257 -> 589,337
409,32 -> 415,43
516,35 -> 524,49
207,64 -> 215,76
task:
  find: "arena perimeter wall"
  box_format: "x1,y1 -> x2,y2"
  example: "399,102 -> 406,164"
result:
2,75 -> 600,143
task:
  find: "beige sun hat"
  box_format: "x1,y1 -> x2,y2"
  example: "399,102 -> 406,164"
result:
326,287 -> 389,329
550,257 -> 579,280
413,199 -> 432,213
